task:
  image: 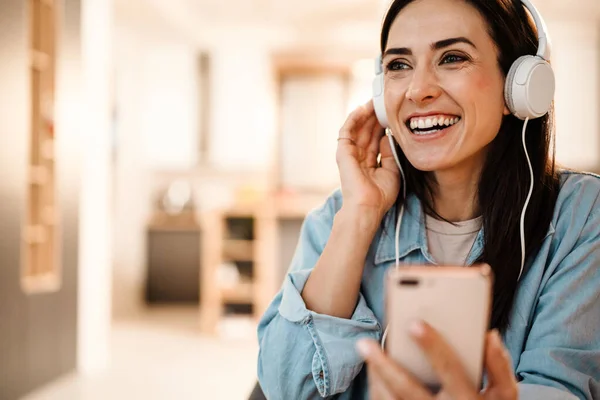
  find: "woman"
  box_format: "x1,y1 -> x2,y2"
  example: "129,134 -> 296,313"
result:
257,0 -> 600,398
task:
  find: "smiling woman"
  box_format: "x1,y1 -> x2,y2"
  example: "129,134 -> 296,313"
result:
256,0 -> 600,399
379,0 -> 554,331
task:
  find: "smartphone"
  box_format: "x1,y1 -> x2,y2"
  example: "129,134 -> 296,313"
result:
385,264 -> 493,390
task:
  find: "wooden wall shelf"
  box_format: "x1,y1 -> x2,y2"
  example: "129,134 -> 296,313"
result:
22,0 -> 61,293
220,280 -> 254,304
222,240 -> 254,262
198,193 -> 324,335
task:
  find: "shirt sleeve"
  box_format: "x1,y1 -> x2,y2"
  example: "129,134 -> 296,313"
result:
516,201 -> 600,399
257,193 -> 382,399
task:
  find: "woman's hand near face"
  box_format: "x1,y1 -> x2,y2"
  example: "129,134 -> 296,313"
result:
337,100 -> 400,221
357,322 -> 518,400
300,100 -> 401,319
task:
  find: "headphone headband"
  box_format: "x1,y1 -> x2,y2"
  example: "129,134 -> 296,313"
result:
376,0 -> 551,64
372,0 -> 555,124
519,0 -> 551,60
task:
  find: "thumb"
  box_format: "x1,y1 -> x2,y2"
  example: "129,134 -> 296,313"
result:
356,338 -> 384,362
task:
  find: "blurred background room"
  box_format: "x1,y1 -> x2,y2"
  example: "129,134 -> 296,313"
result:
0,0 -> 599,399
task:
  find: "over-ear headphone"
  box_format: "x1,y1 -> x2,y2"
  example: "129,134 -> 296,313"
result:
372,0 -> 555,126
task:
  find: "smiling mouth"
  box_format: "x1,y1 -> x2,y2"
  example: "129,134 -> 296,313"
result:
405,115 -> 462,135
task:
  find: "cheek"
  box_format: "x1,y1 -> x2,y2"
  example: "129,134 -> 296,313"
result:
446,72 -> 506,121
384,82 -> 409,129
384,82 -> 406,108
447,72 -> 503,103
474,72 -> 506,109
470,75 -> 506,144
475,72 -> 498,90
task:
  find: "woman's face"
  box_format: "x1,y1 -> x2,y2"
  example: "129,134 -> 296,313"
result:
384,0 -> 510,174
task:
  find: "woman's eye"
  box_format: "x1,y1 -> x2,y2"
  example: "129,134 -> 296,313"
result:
441,54 -> 466,64
387,60 -> 410,71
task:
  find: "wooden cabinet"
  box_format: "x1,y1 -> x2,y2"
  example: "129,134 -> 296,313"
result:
146,211 -> 201,303
146,228 -> 201,304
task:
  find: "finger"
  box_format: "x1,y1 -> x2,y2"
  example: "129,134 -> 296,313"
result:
485,330 -> 518,395
368,364 -> 398,400
410,321 -> 475,397
354,101 -> 377,147
379,135 -> 400,174
336,106 -> 377,170
346,101 -> 378,151
357,339 -> 433,400
365,123 -> 384,167
357,113 -> 379,150
436,390 -> 453,400
336,142 -> 364,189
339,101 -> 374,142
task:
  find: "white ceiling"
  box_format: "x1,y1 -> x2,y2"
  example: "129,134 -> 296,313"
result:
114,0 -> 600,52
128,0 -> 600,26
115,0 -> 386,32
176,0 -> 384,25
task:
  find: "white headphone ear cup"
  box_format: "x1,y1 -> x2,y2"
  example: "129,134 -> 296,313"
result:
504,56 -> 526,116
505,55 -> 555,120
372,72 -> 389,128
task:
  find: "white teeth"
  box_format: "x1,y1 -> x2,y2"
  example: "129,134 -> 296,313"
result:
408,115 -> 461,133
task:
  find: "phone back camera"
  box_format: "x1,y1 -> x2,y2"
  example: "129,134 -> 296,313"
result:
399,278 -> 420,287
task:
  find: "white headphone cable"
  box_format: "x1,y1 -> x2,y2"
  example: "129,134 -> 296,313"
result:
385,128 -> 406,266
519,117 -> 533,281
381,128 -> 405,349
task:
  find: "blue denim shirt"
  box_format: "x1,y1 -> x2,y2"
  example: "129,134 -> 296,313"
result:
257,171 -> 600,399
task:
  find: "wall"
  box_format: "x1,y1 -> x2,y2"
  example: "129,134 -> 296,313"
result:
111,18 -> 202,316
78,0 -> 113,373
279,73 -> 346,192
208,33 -> 276,170
549,17 -> 600,170
0,0 -> 81,398
141,40 -> 200,170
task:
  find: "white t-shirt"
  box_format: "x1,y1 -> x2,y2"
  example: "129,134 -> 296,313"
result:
425,214 -> 483,265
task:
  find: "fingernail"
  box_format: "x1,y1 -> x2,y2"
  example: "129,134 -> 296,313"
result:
356,339 -> 373,358
409,320 -> 425,337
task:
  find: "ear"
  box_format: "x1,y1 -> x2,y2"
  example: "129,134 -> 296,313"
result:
503,103 -> 511,116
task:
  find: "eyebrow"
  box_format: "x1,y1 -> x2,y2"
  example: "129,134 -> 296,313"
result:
383,37 -> 477,57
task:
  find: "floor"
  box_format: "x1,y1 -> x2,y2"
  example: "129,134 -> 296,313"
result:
22,307 -> 259,400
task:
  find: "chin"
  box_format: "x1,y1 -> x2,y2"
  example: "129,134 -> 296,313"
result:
404,154 -> 454,172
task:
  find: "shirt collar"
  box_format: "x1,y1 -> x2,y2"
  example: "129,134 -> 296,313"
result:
374,193 -> 485,266
373,194 -> 556,267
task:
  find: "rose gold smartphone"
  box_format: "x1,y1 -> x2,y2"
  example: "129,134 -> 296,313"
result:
385,264 -> 493,390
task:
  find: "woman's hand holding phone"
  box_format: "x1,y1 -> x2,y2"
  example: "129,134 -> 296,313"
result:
337,100 -> 400,221
356,323 -> 518,400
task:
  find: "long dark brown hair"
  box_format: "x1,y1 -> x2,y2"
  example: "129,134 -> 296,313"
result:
381,0 -> 560,332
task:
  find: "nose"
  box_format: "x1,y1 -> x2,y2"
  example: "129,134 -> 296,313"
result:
405,65 -> 442,106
